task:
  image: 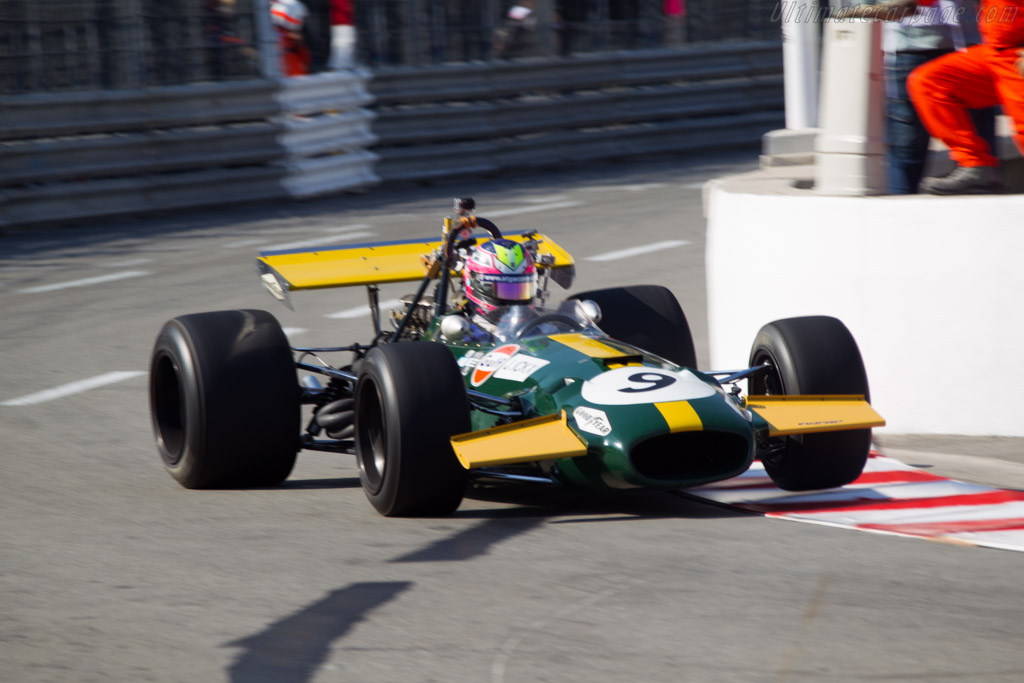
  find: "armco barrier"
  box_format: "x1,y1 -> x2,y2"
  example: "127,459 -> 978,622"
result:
1,41 -> 780,226
368,43 -> 785,181
0,71 -> 378,228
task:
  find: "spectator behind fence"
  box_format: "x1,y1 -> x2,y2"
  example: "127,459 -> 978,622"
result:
271,0 -> 312,76
664,0 -> 687,46
837,0 -> 995,194
328,0 -> 355,69
204,0 -> 248,80
907,0 -> 1024,194
494,2 -> 540,60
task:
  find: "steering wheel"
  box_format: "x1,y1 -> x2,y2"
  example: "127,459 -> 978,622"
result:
513,313 -> 583,339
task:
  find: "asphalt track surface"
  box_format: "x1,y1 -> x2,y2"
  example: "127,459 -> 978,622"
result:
3,150 -> 1023,683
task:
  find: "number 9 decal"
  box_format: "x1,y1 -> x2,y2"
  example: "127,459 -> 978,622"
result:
618,372 -> 677,393
580,367 -> 716,405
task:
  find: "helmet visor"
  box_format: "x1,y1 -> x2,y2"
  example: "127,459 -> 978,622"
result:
492,278 -> 534,302
471,272 -> 535,304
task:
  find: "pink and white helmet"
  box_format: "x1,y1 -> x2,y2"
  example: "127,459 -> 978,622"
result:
463,239 -> 537,314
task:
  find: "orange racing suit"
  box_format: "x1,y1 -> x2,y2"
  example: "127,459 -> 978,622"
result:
907,0 -> 1024,167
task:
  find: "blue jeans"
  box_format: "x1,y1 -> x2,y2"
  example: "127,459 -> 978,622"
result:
886,50 -> 997,194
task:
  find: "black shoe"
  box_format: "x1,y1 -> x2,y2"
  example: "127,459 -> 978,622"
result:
920,165 -> 1004,195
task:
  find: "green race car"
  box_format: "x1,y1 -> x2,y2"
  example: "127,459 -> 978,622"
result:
149,198 -> 883,516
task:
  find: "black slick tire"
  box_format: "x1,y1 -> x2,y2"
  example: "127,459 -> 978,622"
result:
571,285 -> 698,369
149,309 -> 299,488
354,342 -> 470,516
748,316 -> 872,491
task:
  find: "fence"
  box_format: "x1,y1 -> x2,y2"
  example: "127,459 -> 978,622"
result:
0,1 -> 784,226
1,1 -> 783,93
0,0 -> 269,94
345,0 -> 781,68
0,69 -> 378,227
368,42 -> 784,181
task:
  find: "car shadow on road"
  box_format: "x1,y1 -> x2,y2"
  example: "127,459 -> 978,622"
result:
464,483 -> 748,521
225,581 -> 412,683
389,487 -> 749,564
276,477 -> 362,490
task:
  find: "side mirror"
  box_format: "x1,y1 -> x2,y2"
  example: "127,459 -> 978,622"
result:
439,314 -> 470,341
579,299 -> 602,324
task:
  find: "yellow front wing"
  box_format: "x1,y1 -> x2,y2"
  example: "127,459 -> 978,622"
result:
449,411 -> 588,469
745,395 -> 885,436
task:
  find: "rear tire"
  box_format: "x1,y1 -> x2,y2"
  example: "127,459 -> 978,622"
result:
748,316 -> 871,491
149,309 -> 299,488
571,285 -> 697,369
355,343 -> 470,516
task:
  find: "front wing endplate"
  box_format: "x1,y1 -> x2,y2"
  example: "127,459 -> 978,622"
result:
450,411 -> 588,470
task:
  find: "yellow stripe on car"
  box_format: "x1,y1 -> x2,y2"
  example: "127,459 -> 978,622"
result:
550,333 -> 628,358
655,401 -> 704,433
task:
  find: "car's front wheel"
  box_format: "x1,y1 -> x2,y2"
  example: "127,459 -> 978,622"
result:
355,343 -> 470,516
149,309 -> 299,488
748,316 -> 872,491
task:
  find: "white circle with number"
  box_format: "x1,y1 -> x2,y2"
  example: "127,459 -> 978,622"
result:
580,367 -> 716,406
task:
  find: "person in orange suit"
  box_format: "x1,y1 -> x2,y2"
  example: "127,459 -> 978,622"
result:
270,0 -> 312,77
908,0 -> 1024,193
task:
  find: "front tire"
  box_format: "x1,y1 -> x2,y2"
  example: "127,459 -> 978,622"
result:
571,285 -> 698,369
748,316 -> 871,491
149,309 -> 299,488
355,343 -> 471,516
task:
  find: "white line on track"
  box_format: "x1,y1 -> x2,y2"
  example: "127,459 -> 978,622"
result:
584,240 -> 690,262
581,183 -> 666,192
485,201 -> 584,217
281,327 -> 308,338
103,258 -> 153,267
326,299 -> 403,319
318,223 -> 371,233
522,195 -> 572,203
222,238 -> 269,249
222,225 -> 372,250
260,230 -> 375,253
2,371 -> 146,406
16,271 -> 151,294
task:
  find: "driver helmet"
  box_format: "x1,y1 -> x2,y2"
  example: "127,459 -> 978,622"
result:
463,238 -> 537,315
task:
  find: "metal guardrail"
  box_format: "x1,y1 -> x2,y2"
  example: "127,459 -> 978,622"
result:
368,43 -> 785,182
275,69 -> 380,198
0,34 -> 781,226
0,70 -> 378,228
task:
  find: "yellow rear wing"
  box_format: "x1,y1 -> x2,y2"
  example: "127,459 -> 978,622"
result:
256,231 -> 575,294
745,395 -> 885,437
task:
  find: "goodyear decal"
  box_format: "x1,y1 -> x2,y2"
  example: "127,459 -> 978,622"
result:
573,406 -> 612,436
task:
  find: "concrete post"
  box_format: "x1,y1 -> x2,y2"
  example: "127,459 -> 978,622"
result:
780,0 -> 820,129
815,17 -> 887,195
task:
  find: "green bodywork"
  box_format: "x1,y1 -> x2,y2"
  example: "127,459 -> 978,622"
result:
426,323 -> 759,491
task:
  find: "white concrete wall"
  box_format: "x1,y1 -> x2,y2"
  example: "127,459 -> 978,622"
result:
705,170 -> 1024,435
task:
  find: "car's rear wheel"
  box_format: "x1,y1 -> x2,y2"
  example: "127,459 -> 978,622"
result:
355,343 -> 470,516
570,285 -> 697,369
748,316 -> 871,491
149,309 -> 299,488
